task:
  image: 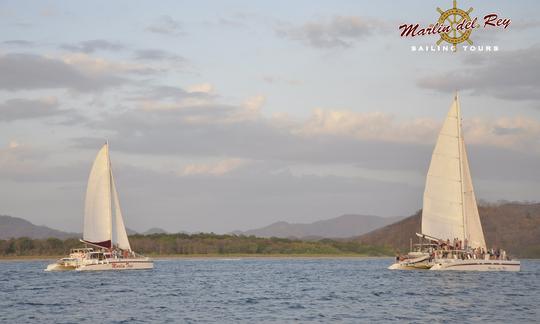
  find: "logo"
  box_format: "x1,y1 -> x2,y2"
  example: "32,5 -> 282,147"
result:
436,1 -> 474,48
399,0 -> 511,52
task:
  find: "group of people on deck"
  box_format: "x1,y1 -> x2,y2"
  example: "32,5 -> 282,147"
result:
111,249 -> 134,259
430,237 -> 509,261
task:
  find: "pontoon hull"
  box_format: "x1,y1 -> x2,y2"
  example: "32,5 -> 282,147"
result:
387,254 -> 431,270
388,259 -> 520,271
45,259 -> 153,271
45,263 -> 77,271
429,259 -> 520,271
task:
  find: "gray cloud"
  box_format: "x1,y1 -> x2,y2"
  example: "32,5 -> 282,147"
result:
60,39 -> 125,53
122,85 -> 215,103
6,99 -> 540,232
134,49 -> 185,62
262,75 -> 302,85
492,126 -> 525,135
0,53 -> 125,91
276,16 -> 387,48
3,40 -> 35,47
417,45 -> 540,101
0,97 -> 62,121
511,19 -> 540,30
146,15 -> 183,35
68,99 -> 540,184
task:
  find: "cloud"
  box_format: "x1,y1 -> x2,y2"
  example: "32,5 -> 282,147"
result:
0,97 -> 63,121
276,16 -> 388,48
0,141 -> 87,183
61,39 -> 125,53
294,109 -> 439,143
134,49 -> 185,62
146,15 -> 183,35
511,19 -> 540,30
262,75 -> 302,86
3,40 -> 35,47
187,83 -> 214,94
8,140 -> 20,149
61,53 -> 156,75
243,95 -> 266,113
72,88 -> 540,169
180,158 -> 250,176
417,45 -> 540,101
0,53 -> 125,92
124,85 -> 217,110
464,116 -> 540,151
134,85 -> 203,101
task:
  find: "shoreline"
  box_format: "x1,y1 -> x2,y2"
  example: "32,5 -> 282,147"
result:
153,254 -> 391,260
0,253 -> 392,261
1,255 -> 536,262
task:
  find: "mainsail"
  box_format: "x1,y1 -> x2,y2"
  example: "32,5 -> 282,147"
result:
421,96 -> 486,249
83,145 -> 112,248
83,143 -> 131,250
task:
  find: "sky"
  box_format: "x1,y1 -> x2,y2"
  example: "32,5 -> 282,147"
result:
1,0 -> 539,233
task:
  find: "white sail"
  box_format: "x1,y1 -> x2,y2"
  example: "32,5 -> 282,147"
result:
422,98 -> 464,242
461,139 -> 487,249
46,142 -> 153,271
422,96 -> 486,249
111,170 -> 131,251
83,144 -> 112,247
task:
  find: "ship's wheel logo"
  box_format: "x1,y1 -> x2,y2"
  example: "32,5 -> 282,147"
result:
436,0 -> 473,50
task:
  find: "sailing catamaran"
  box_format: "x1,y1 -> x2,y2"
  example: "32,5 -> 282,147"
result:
46,143 -> 153,271
389,95 -> 520,271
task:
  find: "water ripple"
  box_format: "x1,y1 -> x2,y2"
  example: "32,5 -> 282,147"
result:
0,258 -> 538,323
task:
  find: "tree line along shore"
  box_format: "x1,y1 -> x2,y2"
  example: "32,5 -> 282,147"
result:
0,233 -> 393,258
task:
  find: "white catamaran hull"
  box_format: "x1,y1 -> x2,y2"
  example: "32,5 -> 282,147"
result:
45,263 -> 77,271
387,254 -> 431,270
388,259 -> 520,271
46,258 -> 153,271
429,259 -> 520,271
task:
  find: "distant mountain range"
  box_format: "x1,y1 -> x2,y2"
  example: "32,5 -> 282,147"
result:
3,202 -> 539,258
142,228 -> 168,235
356,202 -> 540,258
0,215 -> 79,240
0,215 -> 167,240
233,214 -> 404,239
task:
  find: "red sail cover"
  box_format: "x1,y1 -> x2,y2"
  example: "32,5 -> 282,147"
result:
81,239 -> 112,249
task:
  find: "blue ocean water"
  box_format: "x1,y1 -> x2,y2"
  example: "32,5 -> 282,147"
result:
0,258 -> 538,323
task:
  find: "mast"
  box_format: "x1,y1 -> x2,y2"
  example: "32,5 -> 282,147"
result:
455,93 -> 467,243
106,140 -> 113,248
